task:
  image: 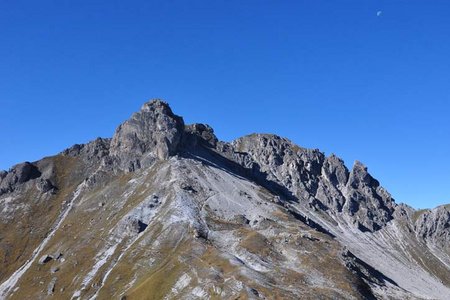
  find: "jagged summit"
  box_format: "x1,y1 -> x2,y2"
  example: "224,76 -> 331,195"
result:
0,99 -> 449,299
140,98 -> 172,112
110,99 -> 185,170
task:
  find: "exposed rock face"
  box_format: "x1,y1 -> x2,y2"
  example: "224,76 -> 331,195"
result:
0,162 -> 41,195
224,134 -> 395,232
0,99 -> 449,300
36,178 -> 56,193
415,206 -> 450,248
316,154 -> 348,212
183,123 -> 218,148
62,137 -> 111,162
110,99 -> 184,171
342,161 -> 395,231
231,134 -> 325,199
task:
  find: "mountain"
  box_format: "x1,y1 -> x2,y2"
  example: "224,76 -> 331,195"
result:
0,99 -> 449,300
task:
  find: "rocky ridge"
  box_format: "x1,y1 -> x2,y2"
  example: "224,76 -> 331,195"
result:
0,99 -> 449,299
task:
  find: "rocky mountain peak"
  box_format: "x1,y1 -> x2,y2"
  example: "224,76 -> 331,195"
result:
348,160 -> 373,188
1,99 -> 450,299
140,98 -> 173,113
110,99 -> 185,171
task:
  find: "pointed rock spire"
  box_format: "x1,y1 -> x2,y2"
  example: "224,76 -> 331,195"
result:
342,160 -> 395,231
322,154 -> 349,187
347,160 -> 373,189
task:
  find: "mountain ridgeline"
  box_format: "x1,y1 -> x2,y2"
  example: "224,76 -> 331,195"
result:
0,99 -> 449,299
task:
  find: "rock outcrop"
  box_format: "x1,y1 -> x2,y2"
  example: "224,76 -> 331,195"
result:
342,161 -> 395,231
183,123 -> 218,149
220,134 -> 395,232
0,162 -> 41,195
415,205 -> 450,248
110,99 -> 185,171
62,137 -> 111,162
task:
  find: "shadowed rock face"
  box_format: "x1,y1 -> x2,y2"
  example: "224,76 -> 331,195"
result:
0,162 -> 42,195
0,99 -> 449,300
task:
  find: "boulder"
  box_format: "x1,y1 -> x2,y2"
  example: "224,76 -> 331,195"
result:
38,254 -> 52,265
47,277 -> 57,295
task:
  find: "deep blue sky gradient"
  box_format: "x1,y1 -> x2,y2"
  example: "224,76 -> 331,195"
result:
1,1 -> 449,209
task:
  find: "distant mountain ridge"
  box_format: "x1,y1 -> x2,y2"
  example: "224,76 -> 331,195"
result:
0,99 -> 449,299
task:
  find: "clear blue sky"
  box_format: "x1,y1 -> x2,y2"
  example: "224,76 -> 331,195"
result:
1,1 -> 449,209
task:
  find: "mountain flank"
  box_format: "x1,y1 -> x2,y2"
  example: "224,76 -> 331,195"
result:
0,99 -> 449,299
